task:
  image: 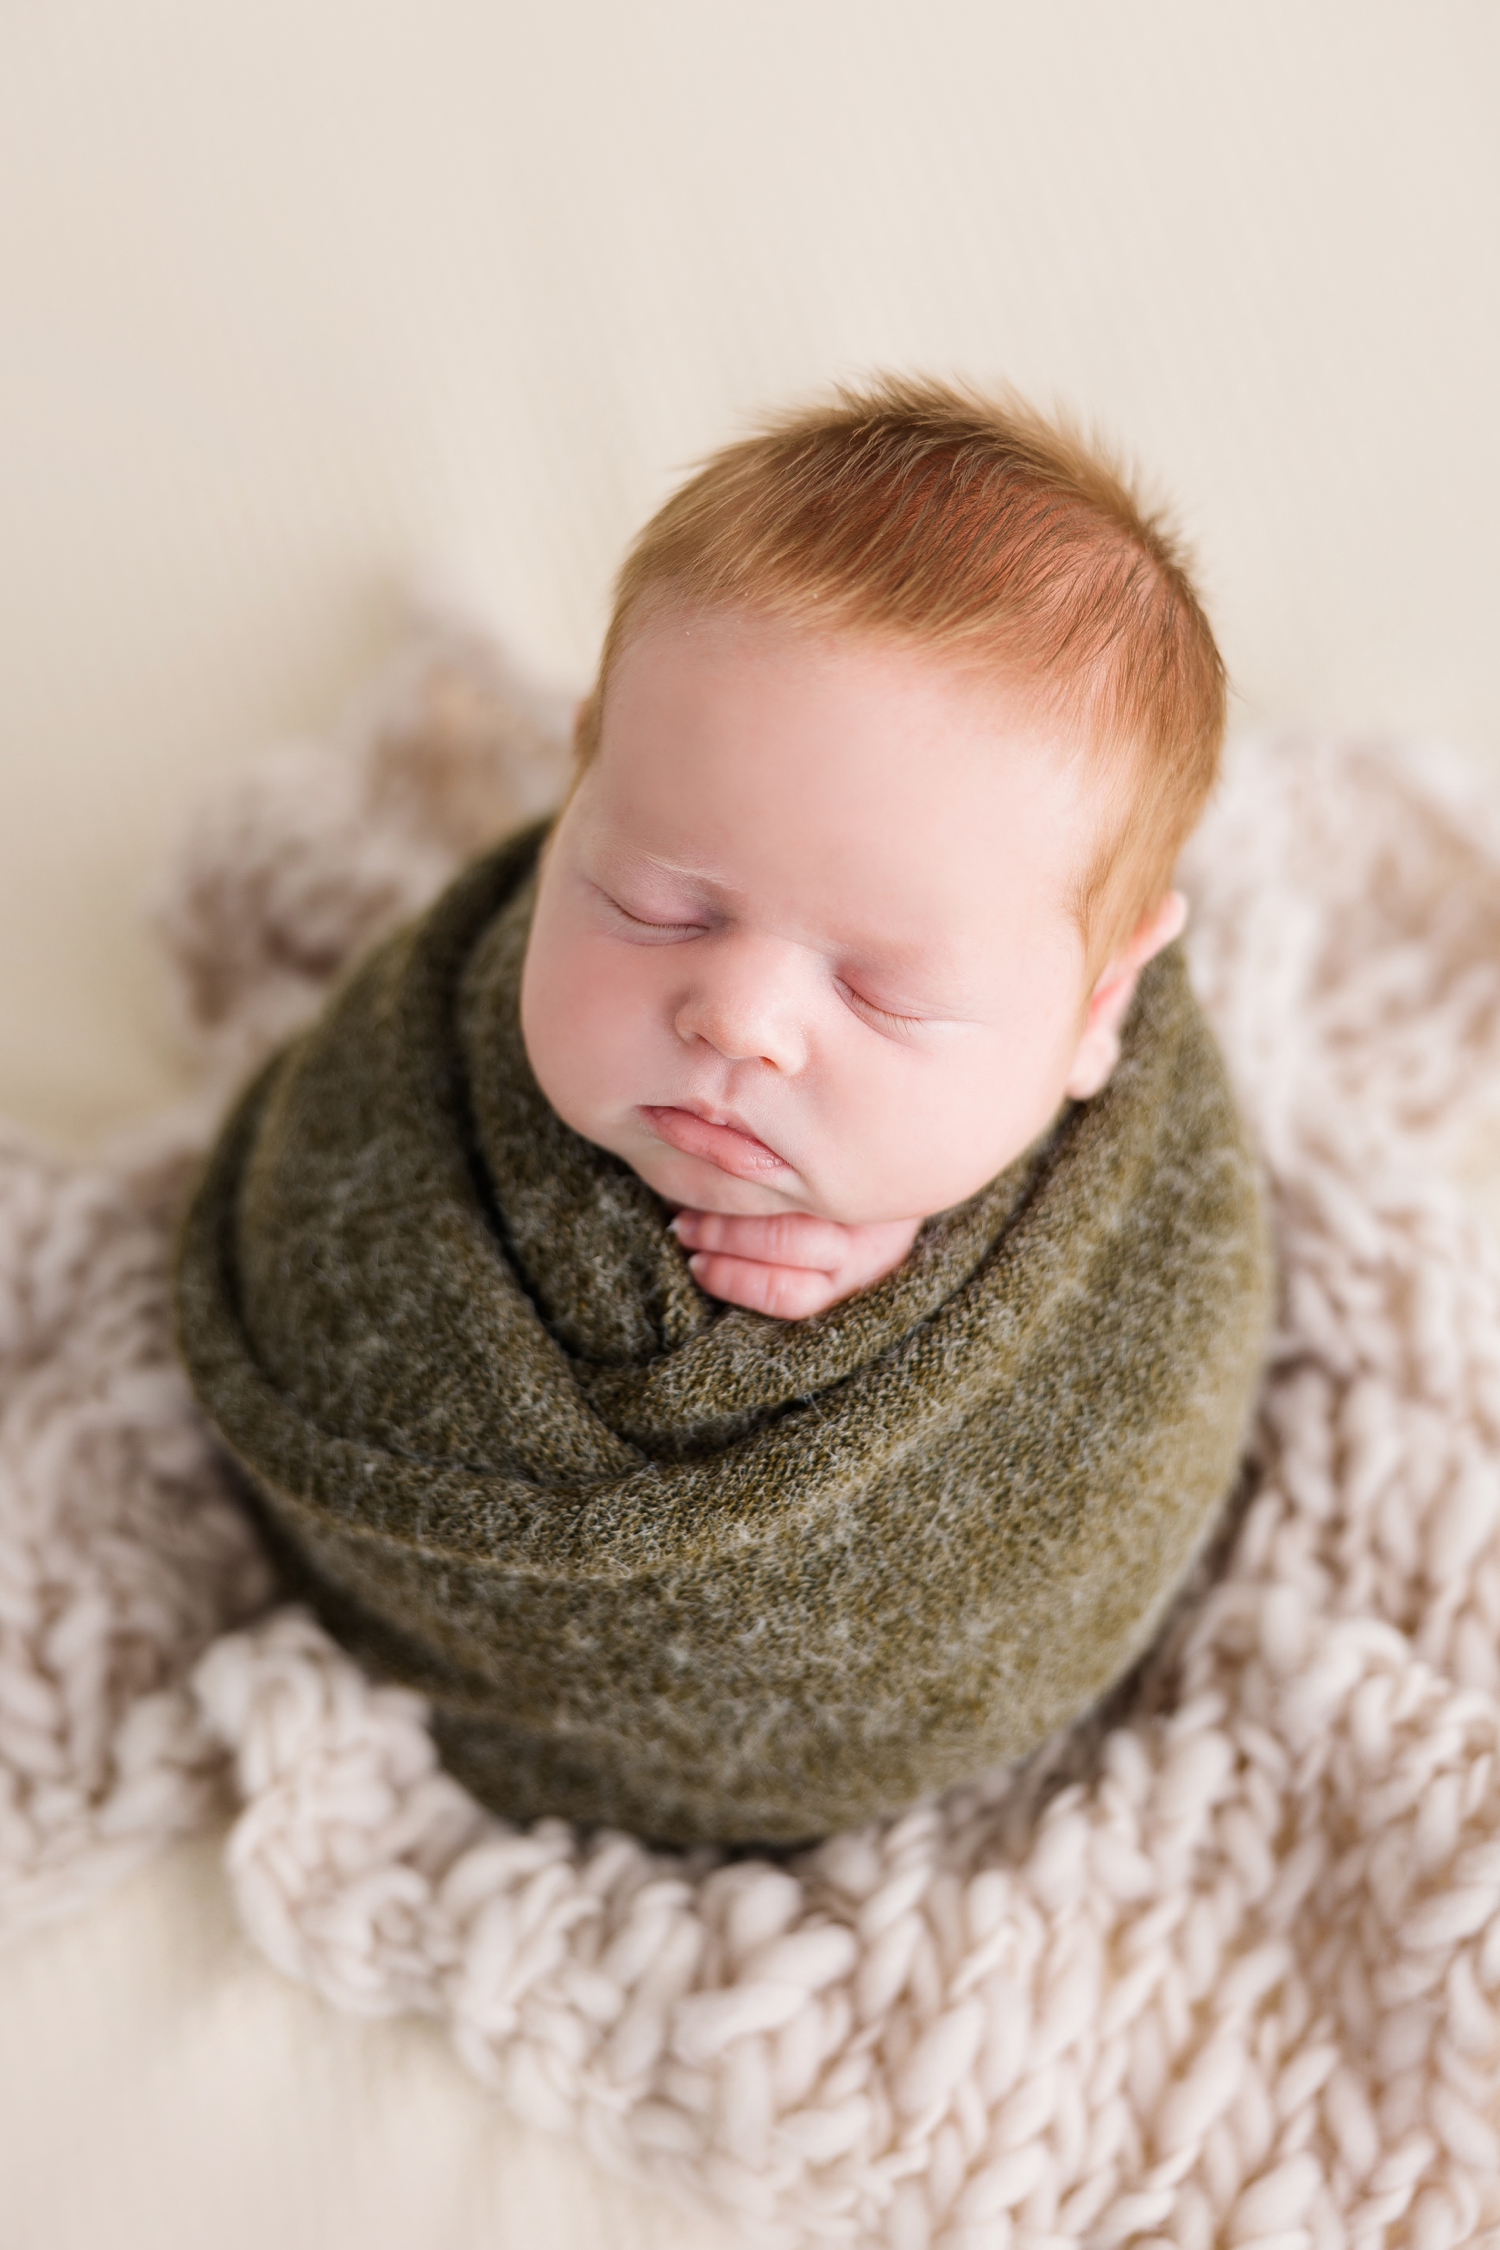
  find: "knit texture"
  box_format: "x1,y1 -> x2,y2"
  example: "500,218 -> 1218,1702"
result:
6,624 -> 1500,2246
174,813 -> 1269,1845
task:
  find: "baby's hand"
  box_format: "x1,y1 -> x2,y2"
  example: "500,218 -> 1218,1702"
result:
670,1210 -> 923,1319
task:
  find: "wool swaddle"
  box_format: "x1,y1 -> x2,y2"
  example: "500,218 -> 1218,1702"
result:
175,822 -> 1271,1845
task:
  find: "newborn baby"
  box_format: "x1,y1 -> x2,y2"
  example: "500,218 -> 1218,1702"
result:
522,622 -> 1186,1320
522,377 -> 1216,1318
178,377 -> 1268,1843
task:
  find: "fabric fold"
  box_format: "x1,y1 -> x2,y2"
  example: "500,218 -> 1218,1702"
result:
177,823 -> 1271,1844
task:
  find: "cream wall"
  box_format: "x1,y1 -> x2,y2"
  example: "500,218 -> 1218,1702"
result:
3,1 -> 1498,1145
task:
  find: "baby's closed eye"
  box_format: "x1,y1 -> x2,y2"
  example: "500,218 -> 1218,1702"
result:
596,885 -> 709,941
832,978 -> 927,1037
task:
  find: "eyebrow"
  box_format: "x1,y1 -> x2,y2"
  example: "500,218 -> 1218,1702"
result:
588,839 -> 744,907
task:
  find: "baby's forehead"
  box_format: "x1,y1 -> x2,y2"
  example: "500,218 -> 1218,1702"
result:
603,607 -> 1123,817
611,603 -> 1108,745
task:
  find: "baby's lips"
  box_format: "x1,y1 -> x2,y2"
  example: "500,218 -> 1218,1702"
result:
639,1104 -> 790,1181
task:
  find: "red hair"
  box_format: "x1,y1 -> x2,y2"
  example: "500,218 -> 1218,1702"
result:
580,375 -> 1227,965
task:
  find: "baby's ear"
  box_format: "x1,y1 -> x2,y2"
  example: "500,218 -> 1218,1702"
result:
1063,891 -> 1188,1100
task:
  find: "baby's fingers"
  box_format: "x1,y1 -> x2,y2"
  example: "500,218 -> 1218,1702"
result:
672,1209 -> 847,1270
685,1253 -> 841,1320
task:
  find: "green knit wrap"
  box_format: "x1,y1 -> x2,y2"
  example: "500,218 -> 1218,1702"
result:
176,823 -> 1271,1846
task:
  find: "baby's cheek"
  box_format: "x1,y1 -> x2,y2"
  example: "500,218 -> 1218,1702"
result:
535,940 -> 670,1130
861,1044 -> 1059,1216
523,933 -> 609,1127
811,1045 -> 963,1219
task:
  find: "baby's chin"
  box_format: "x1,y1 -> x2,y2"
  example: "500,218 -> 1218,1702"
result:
589,1112 -> 1025,1226
572,1103 -> 815,1217
623,1143 -> 822,1219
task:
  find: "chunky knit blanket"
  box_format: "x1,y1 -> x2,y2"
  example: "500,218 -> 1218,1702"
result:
174,820 -> 1269,1846
4,624 -> 1500,2248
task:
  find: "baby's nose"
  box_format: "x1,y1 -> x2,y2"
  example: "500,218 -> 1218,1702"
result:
673,944 -> 807,1073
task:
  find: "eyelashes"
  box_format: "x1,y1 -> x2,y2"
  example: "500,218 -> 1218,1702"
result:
597,888 -> 708,940
834,981 -> 927,1037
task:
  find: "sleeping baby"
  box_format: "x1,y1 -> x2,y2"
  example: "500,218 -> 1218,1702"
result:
521,377 -> 1205,1319
178,378 -> 1270,1844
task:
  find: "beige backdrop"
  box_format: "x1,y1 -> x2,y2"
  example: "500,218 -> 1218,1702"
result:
2,4 -> 1497,2246
3,0 -> 1499,1148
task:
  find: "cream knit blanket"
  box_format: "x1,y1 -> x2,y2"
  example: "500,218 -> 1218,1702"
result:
3,627 -> 1500,2250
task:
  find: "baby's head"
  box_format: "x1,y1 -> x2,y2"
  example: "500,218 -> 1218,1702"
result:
520,377 -> 1225,1230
